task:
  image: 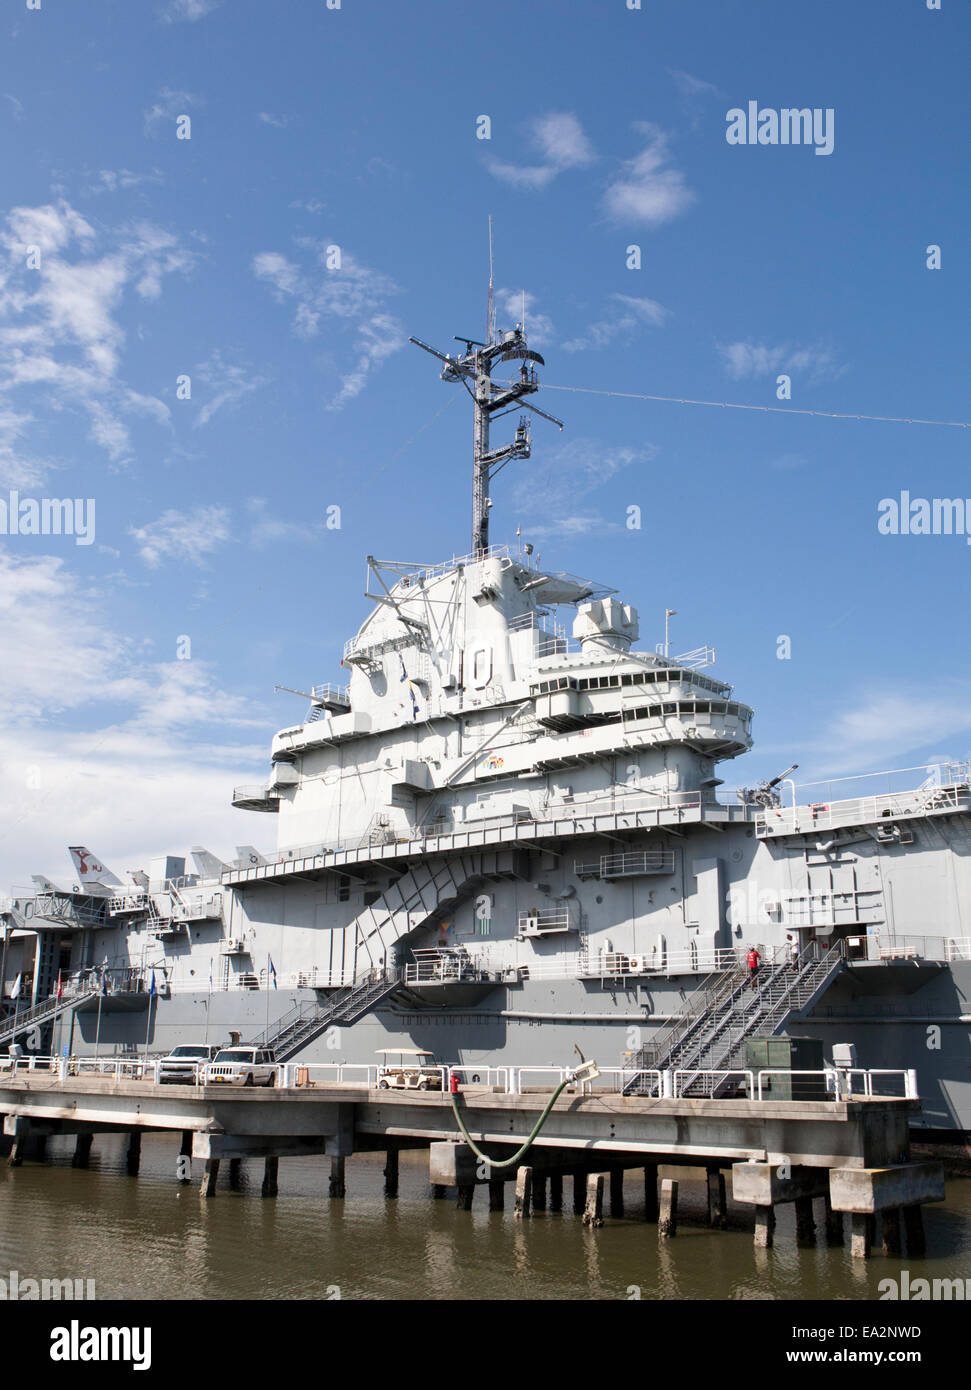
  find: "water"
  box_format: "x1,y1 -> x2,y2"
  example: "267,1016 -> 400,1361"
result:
1,1135 -> 969,1301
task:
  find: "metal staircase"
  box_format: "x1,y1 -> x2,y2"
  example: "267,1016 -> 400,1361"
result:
354,853 -> 489,968
0,984 -> 101,1051
625,942 -> 845,1096
248,969 -> 399,1060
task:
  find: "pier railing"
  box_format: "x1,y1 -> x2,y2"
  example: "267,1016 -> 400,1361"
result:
0,1054 -> 919,1103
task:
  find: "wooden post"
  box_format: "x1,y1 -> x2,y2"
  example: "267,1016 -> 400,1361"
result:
643,1164 -> 659,1222
456,1184 -> 475,1210
754,1205 -> 774,1249
532,1173 -> 547,1212
8,1136 -> 24,1168
199,1158 -> 220,1198
126,1131 -> 142,1176
658,1178 -> 679,1238
329,1156 -> 346,1199
549,1172 -> 563,1212
824,1194 -> 844,1246
850,1213 -> 873,1260
488,1178 -> 505,1211
903,1205 -> 926,1256
262,1156 -> 279,1199
795,1195 -> 816,1245
583,1173 -> 605,1228
706,1166 -> 727,1228
431,1184 -> 447,1200
609,1167 -> 624,1219
572,1172 -> 585,1215
72,1134 -> 92,1169
515,1165 -> 533,1219
383,1149 -> 399,1199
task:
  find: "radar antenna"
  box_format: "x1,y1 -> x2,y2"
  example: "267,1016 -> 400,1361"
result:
409,229 -> 564,558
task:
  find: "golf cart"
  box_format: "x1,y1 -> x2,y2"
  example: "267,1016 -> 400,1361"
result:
376,1048 -> 442,1091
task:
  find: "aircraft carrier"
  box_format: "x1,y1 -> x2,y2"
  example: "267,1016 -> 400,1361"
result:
2,296 -> 970,1140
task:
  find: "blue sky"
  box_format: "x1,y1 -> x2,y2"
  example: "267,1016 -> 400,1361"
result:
0,0 -> 968,885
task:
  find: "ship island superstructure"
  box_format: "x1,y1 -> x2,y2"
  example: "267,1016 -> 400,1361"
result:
2,301 -> 971,1140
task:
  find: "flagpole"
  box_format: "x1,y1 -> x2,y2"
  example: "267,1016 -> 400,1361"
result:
143,970 -> 156,1058
94,982 -> 103,1058
265,954 -> 270,1039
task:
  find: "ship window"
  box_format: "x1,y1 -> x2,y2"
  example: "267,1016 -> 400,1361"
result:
711,702 -> 727,714
621,674 -> 633,687
696,701 -> 710,714
337,876 -> 350,902
728,702 -> 738,716
662,703 -> 676,715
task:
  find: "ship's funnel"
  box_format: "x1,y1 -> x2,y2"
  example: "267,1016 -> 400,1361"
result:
573,599 -> 639,655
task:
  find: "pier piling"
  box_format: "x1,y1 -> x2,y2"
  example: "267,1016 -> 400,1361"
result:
881,1207 -> 902,1256
549,1172 -> 563,1212
850,1214 -> 873,1260
795,1195 -> 816,1245
71,1134 -> 92,1169
199,1158 -> 220,1198
658,1179 -> 678,1238
572,1172 -> 585,1215
609,1167 -> 624,1219
514,1166 -> 533,1219
489,1178 -> 505,1211
824,1194 -> 844,1246
754,1206 -> 774,1249
329,1156 -> 346,1200
532,1174 -> 547,1212
383,1149 -> 399,1199
643,1164 -> 659,1222
261,1156 -> 279,1199
903,1205 -> 926,1256
706,1166 -> 727,1228
126,1131 -> 141,1176
456,1184 -> 475,1210
583,1173 -> 604,1228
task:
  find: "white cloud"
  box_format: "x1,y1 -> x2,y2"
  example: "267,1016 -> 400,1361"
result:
0,551 -> 267,890
158,0 -> 221,22
562,293 -> 667,352
247,497 -> 319,547
511,437 -> 656,535
496,289 -> 555,347
129,505 -> 231,568
796,689 -> 971,780
253,241 -> 404,409
4,95 -> 24,123
669,69 -> 718,98
718,340 -> 843,382
143,87 -> 197,136
603,124 -> 695,227
0,200 -> 191,483
258,112 -> 290,129
487,111 -> 595,190
194,350 -> 269,427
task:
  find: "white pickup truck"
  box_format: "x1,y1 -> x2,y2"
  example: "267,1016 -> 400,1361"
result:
206,1047 -> 278,1087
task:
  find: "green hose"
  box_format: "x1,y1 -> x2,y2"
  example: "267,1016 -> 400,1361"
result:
448,1078 -> 570,1170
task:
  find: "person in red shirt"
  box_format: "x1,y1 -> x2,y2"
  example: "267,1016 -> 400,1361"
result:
746,947 -> 761,989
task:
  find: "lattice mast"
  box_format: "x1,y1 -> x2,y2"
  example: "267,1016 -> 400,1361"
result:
409,224 -> 563,557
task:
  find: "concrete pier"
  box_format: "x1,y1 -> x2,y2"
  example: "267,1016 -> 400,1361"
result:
850,1214 -> 873,1260
754,1206 -> 774,1249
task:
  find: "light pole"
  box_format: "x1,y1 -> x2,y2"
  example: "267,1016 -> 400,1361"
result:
664,609 -> 677,660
